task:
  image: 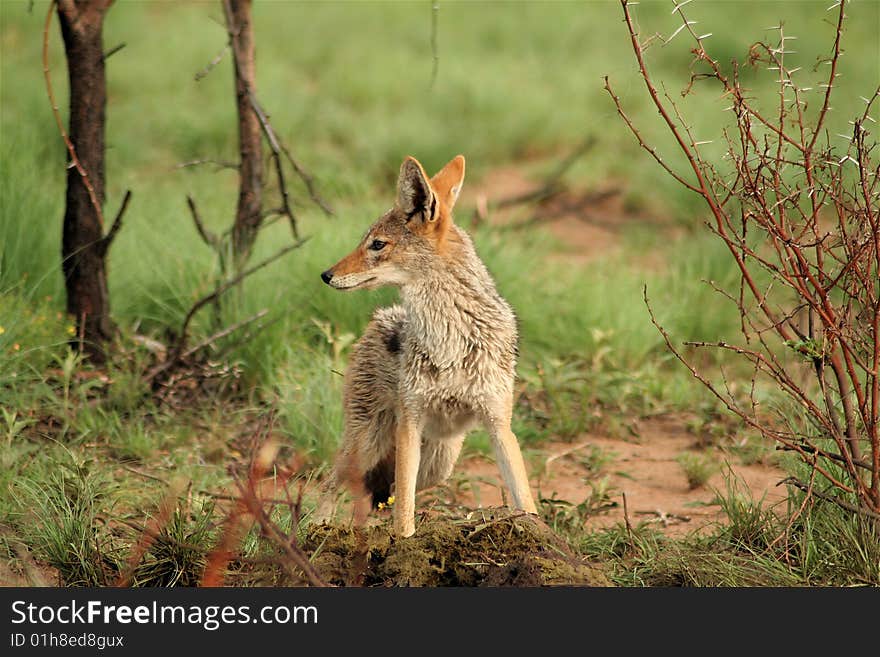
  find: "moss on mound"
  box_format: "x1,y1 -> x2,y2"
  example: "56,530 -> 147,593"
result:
303,510 -> 611,587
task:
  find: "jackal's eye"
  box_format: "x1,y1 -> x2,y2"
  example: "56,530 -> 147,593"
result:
368,239 -> 387,251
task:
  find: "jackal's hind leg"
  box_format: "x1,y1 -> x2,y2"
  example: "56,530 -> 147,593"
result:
416,435 -> 466,491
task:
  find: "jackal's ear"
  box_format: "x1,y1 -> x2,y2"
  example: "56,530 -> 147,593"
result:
431,155 -> 466,211
398,156 -> 438,222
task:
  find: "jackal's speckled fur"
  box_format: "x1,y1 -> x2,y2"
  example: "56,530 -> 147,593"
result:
317,155 -> 536,536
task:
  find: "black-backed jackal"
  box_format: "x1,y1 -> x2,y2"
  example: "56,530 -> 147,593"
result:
317,155 -> 537,537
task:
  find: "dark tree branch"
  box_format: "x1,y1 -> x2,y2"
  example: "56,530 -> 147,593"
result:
186,195 -> 219,248
781,477 -> 880,521
98,188 -> 131,256
245,91 -> 298,239
102,42 -> 124,60
277,138 -> 334,217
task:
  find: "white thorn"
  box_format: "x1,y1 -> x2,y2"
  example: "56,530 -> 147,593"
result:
671,0 -> 693,13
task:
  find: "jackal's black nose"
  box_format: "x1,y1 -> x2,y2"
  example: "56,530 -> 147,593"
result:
321,270 -> 333,284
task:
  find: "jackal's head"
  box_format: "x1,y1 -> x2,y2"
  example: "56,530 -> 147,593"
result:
321,154 -> 466,290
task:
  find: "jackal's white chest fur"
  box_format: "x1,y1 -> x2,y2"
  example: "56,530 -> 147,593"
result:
396,238 -> 519,433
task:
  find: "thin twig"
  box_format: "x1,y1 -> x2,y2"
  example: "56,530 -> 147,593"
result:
278,140 -> 334,216
176,158 -> 239,171
146,239 -> 307,380
246,91 -> 299,239
603,76 -> 701,194
186,195 -> 220,248
195,43 -> 230,82
176,240 -> 304,356
780,477 -> 880,521
181,308 -> 268,359
99,189 -> 132,255
102,42 -> 125,61
430,1 -> 440,88
622,492 -> 634,548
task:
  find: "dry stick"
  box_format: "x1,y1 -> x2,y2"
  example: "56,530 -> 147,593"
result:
99,189 -> 132,256
237,483 -> 327,587
201,414 -> 274,588
777,442 -> 873,472
233,426 -> 327,587
176,158 -> 239,171
769,454 -> 818,557
246,91 -> 299,239
102,42 -> 125,61
781,476 -> 880,521
474,137 -> 598,225
278,140 -> 334,217
181,308 -> 268,359
622,492 -> 634,549
203,492 -> 294,507
212,310 -> 285,360
120,464 -> 167,483
186,195 -> 220,248
808,0 -> 846,153
603,77 -> 700,195
146,239 -> 307,380
195,43 -> 230,82
174,241 -> 303,356
43,0 -> 105,229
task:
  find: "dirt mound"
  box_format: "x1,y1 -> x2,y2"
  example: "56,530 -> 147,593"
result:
304,511 -> 610,587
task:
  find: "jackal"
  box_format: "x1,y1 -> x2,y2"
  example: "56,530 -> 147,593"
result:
317,154 -> 537,537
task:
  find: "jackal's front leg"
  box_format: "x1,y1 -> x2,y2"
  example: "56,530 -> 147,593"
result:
393,413 -> 422,537
485,404 -> 537,514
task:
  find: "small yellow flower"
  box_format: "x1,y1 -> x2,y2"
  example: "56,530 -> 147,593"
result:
377,502 -> 385,510
0,326 -> 5,335
386,495 -> 395,506
66,325 -> 76,336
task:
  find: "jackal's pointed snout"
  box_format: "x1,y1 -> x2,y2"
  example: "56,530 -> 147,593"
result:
321,270 -> 334,285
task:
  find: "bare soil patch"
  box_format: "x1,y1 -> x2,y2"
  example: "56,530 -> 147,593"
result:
439,415 -> 786,537
463,165 -> 682,267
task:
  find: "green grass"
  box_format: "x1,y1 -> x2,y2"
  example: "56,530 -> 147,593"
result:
1,0 -> 878,586
581,470 -> 880,586
677,452 -> 718,489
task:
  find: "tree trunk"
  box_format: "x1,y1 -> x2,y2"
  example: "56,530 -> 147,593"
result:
58,1 -> 113,363
226,0 -> 263,268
